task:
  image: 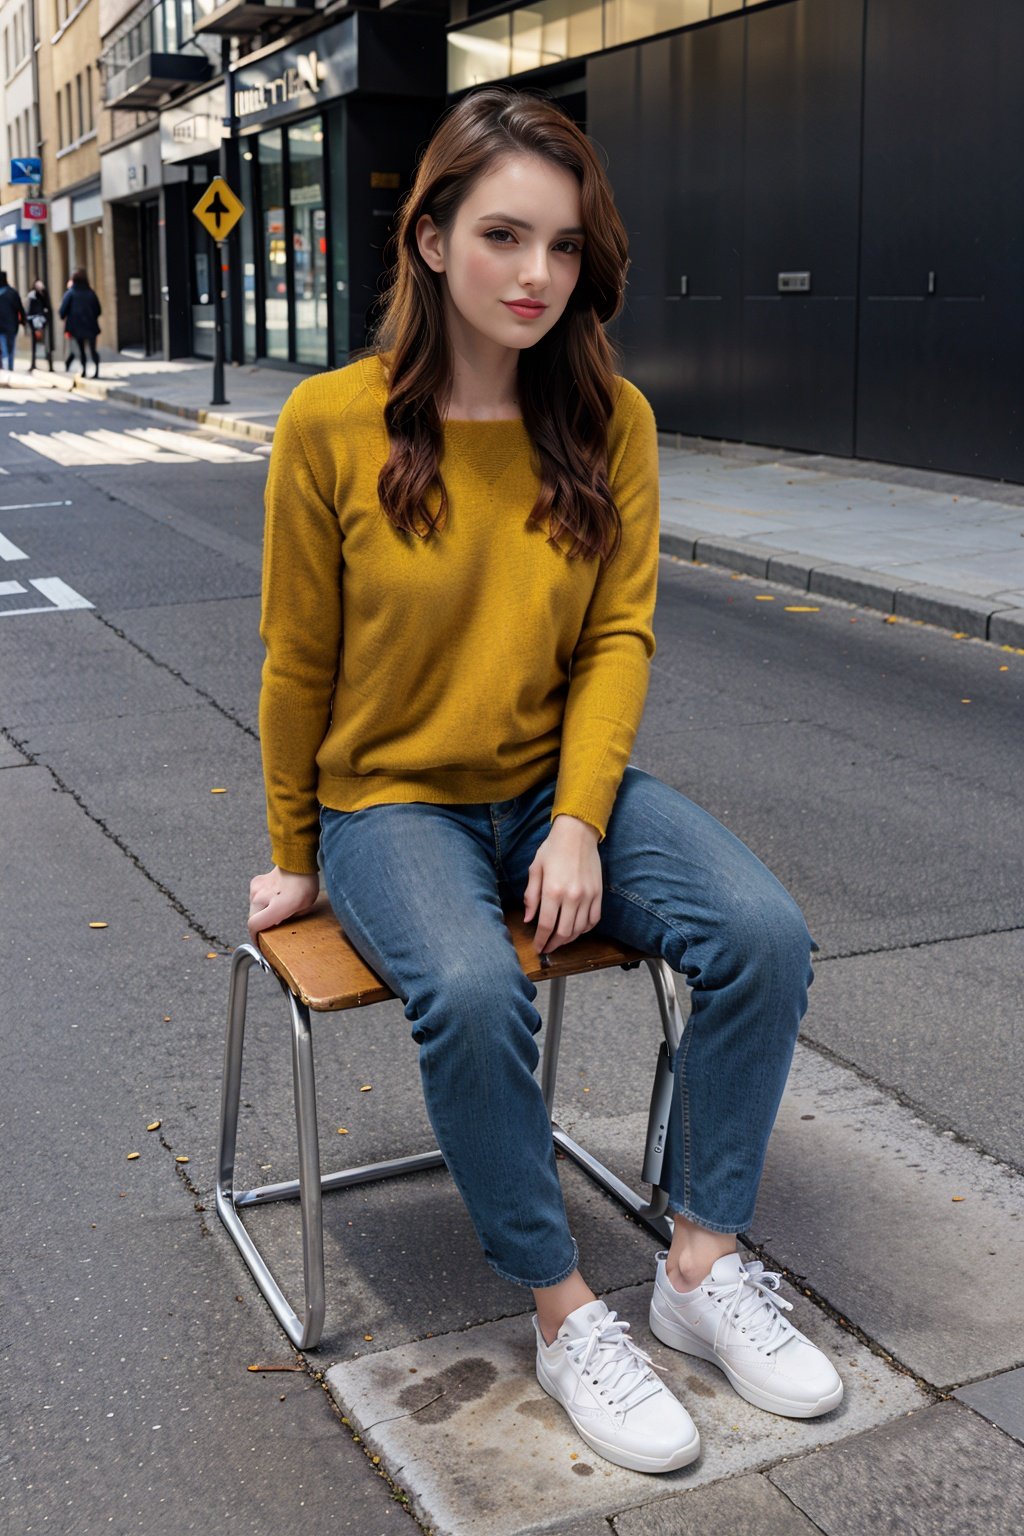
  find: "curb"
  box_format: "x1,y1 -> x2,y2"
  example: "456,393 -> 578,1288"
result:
659,527 -> 1024,649
3,368 -> 277,445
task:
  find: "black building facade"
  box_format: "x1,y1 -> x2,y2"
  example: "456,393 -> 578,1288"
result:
451,0 -> 1024,484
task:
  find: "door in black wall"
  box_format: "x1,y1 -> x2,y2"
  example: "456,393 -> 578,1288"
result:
740,0 -> 863,457
856,0 -> 1024,480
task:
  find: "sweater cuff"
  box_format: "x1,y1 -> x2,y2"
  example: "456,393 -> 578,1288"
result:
269,836 -> 321,877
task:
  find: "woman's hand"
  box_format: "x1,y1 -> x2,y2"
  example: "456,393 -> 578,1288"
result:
248,867 -> 320,940
524,815 -> 603,955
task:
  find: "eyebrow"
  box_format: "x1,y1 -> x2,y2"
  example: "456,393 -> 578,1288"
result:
476,212 -> 585,237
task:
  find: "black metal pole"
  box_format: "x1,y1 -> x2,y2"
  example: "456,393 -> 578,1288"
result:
212,240 -> 227,406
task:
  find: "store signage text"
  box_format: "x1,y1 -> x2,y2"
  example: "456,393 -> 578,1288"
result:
236,51 -> 327,120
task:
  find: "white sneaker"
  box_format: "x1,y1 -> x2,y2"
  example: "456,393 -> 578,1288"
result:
649,1251 -> 843,1419
534,1299 -> 700,1473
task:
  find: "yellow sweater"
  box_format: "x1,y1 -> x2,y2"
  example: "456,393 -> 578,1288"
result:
259,353 -> 659,874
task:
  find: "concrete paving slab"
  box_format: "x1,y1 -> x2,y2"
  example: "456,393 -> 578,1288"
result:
803,931 -> 1024,1173
954,1366 -> 1024,1445
751,1044 -> 1024,1388
612,1473 -> 822,1535
326,1280 -> 923,1536
0,740 -> 28,767
768,1401 -> 1024,1536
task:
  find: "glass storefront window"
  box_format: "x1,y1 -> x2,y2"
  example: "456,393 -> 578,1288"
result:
448,0 -> 761,89
258,128 -> 288,360
288,117 -> 328,367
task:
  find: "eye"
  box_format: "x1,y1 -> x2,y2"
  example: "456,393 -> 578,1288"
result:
484,228 -> 516,244
554,240 -> 583,256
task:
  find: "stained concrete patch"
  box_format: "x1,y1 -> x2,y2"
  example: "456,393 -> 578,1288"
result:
955,1366 -> 1024,1445
326,1280 -> 923,1536
612,1472 -> 822,1535
768,1401 -> 1024,1536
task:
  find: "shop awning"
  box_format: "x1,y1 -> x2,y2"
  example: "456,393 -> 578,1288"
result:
104,52 -> 214,111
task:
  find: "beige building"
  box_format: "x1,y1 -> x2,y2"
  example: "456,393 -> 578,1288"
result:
0,0 -> 40,296
36,0 -> 105,316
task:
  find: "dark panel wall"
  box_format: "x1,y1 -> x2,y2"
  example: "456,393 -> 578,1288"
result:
856,0 -> 1024,479
741,0 -> 863,455
588,0 -> 1024,482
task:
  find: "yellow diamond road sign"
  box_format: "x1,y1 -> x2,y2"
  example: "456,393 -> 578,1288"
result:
193,177 -> 245,242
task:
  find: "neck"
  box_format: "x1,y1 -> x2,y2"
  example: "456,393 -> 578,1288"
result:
441,298 -> 520,420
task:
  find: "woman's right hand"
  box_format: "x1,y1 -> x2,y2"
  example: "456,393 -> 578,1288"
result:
248,867 -> 320,940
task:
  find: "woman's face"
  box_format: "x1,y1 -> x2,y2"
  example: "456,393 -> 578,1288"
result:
416,152 -> 585,357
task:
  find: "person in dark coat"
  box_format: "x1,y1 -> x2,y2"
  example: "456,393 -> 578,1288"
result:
0,270 -> 26,372
26,279 -> 54,372
59,268 -> 102,377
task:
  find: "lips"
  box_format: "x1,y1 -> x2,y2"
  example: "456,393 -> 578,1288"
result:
502,300 -> 547,317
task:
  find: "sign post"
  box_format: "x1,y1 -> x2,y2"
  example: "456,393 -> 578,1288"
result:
192,176 -> 245,408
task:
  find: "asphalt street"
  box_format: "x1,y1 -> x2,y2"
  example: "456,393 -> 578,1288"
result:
1,386 -> 1022,1533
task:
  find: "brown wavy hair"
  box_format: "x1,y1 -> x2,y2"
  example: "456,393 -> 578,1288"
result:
374,87 -> 630,560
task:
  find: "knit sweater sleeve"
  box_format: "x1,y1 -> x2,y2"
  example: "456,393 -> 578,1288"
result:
551,385 -> 659,838
259,390 -> 344,874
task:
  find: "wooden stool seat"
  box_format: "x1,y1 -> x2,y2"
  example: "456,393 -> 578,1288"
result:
218,895 -> 685,1349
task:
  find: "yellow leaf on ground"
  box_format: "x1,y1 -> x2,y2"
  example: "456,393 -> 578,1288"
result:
126,1152 -> 140,1161
961,699 -> 971,704
999,665 -> 1009,672
784,606 -> 820,613
360,1084 -> 372,1092
952,632 -> 968,639
952,1195 -> 966,1202
755,595 -> 775,602
206,951 -> 218,959
210,787 -> 228,794
364,1334 -> 373,1341
336,1127 -> 349,1135
884,615 -> 899,624
89,921 -> 108,929
147,1121 -> 161,1132
175,1155 -> 190,1164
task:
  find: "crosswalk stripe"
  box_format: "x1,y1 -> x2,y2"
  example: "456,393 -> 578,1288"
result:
0,580 -> 26,596
12,431 -> 147,465
0,531 -> 29,560
125,427 -> 258,462
85,428 -> 195,463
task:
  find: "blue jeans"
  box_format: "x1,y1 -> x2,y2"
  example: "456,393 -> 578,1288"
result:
320,767 -> 813,1289
0,331 -> 16,370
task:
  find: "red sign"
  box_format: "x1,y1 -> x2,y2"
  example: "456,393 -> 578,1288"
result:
23,200 -> 47,222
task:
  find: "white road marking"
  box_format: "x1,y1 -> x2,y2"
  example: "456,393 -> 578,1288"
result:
85,429 -> 195,463
0,580 -> 26,596
0,500 -> 73,510
0,410 -> 28,417
0,532 -> 29,560
0,575 -> 93,616
125,427 -> 259,462
11,431 -> 147,465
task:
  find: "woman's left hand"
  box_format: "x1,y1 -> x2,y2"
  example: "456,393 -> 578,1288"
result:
524,814 -> 603,955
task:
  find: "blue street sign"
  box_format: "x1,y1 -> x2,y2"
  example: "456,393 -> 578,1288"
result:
10,157 -> 42,184
30,225 -> 43,246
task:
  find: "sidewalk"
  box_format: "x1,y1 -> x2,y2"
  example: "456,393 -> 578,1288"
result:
5,350 -> 1024,648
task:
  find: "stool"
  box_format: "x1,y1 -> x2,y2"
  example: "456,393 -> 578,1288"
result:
216,895 -> 686,1349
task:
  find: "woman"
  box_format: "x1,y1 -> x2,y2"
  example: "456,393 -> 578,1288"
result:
59,268 -> 101,377
248,88 -> 842,1475
26,279 -> 54,372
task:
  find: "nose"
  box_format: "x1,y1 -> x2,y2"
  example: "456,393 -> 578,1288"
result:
518,242 -> 550,291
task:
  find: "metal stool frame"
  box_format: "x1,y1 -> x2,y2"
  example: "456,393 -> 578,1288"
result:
216,943 -> 686,1349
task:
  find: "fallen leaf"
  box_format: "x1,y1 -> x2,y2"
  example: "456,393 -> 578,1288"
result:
570,1453 -> 578,1461
960,698 -> 971,704
210,787 -> 228,794
89,921 -> 108,929
371,1454 -> 381,1465
884,615 -> 899,624
175,1155 -> 190,1164
336,1127 -> 349,1135
999,665 -> 1009,671
363,1334 -> 373,1341
360,1084 -> 372,1093
147,1121 -> 161,1132
951,1195 -> 966,1202
126,1152 -> 140,1161
163,1015 -> 171,1022
247,1362 -> 305,1373
206,951 -> 219,959
952,632 -> 968,640
784,605 -> 820,613
755,595 -> 774,602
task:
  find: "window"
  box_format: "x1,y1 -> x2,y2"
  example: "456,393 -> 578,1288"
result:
65,82 -> 73,145
85,65 -> 93,132
57,89 -> 64,149
77,72 -> 84,139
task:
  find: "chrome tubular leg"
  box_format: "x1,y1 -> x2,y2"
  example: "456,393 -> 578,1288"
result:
644,958 -> 687,1056
216,945 -> 261,1222
287,992 -> 326,1349
540,973 -> 567,1119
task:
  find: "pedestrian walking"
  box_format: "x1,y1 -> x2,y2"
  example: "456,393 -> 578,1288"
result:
26,279 -> 54,372
0,270 -> 26,372
247,87 -> 842,1475
59,268 -> 101,377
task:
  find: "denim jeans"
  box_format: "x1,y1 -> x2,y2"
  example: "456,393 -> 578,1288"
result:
319,766 -> 813,1289
0,331 -> 17,371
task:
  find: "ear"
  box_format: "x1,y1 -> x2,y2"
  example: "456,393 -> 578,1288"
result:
415,214 -> 446,274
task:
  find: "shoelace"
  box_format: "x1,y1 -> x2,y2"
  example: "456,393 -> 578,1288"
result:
709,1262 -> 795,1355
564,1312 -> 662,1411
